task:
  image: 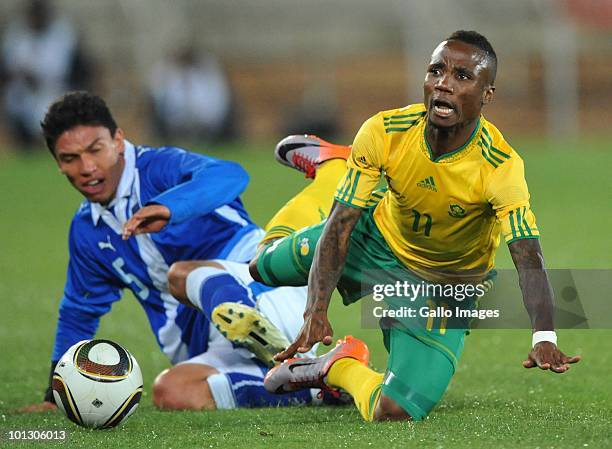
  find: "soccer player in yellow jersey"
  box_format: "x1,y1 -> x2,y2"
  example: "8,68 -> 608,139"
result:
253,30 -> 581,421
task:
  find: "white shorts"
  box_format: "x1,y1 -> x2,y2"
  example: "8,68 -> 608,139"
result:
178,325 -> 266,377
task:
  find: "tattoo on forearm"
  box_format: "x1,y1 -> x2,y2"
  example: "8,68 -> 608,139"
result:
306,203 -> 362,313
509,238 -> 545,269
509,238 -> 555,331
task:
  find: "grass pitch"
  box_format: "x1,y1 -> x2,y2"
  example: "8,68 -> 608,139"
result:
0,138 -> 610,448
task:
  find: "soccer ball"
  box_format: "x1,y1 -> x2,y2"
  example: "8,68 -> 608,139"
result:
52,339 -> 143,429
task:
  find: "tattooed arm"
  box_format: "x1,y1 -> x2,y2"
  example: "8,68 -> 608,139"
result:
275,202 -> 362,361
509,238 -> 581,373
509,238 -> 555,332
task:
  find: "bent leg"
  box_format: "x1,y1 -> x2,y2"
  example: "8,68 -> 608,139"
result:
378,327 -> 462,421
180,327 -> 312,409
170,260 -> 292,366
153,363 -> 219,411
325,326 -> 462,422
168,260 -> 256,316
252,221 -> 326,286
262,159 -> 347,244
326,357 -> 385,421
152,360 -> 313,411
167,260 -> 226,305
375,394 -> 412,421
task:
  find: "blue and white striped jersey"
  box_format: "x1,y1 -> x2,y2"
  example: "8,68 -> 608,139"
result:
52,141 -> 265,364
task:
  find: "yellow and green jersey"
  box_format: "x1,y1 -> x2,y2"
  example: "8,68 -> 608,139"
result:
335,103 -> 539,281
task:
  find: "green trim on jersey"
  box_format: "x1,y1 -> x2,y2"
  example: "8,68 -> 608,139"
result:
266,225 -> 296,235
479,127 -> 510,168
506,235 -> 539,245
424,117 -> 481,162
346,171 -> 361,204
481,147 -> 499,168
509,208 -> 518,238
334,196 -> 367,209
520,206 -> 533,236
384,111 -> 426,120
338,168 -> 353,201
383,111 -> 425,134
509,207 -> 536,239
490,145 -> 510,159
386,126 -> 417,133
515,208 -> 525,237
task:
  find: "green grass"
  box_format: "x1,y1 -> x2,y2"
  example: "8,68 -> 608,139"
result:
0,139 -> 611,448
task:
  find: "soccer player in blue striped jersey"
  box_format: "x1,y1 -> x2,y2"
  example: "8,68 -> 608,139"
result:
21,91 -> 319,413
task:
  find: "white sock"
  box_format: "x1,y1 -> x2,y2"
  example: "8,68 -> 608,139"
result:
207,373 -> 237,410
185,266 -> 226,311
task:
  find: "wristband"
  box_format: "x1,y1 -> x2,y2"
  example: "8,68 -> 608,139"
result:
532,331 -> 557,348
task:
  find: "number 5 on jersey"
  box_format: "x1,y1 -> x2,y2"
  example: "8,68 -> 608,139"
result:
112,257 -> 150,300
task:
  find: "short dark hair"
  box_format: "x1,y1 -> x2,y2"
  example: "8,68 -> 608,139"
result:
446,30 -> 497,83
41,91 -> 118,155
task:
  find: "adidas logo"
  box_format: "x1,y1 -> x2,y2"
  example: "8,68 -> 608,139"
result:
416,176 -> 437,192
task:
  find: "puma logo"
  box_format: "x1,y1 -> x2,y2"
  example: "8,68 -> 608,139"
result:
98,235 -> 116,252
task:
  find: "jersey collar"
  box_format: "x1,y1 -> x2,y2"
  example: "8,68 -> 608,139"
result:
423,117 -> 482,163
90,140 -> 136,226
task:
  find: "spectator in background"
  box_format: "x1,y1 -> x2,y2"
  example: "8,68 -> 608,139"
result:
284,81 -> 340,141
1,0 -> 92,150
149,45 -> 236,144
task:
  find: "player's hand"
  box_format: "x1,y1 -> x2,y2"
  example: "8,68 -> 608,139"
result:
15,401 -> 57,413
122,205 -> 171,239
522,341 -> 581,373
274,310 -> 334,362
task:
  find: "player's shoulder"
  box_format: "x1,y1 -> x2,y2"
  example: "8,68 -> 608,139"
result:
134,144 -> 187,165
72,200 -> 93,224
361,104 -> 426,138
376,103 -> 426,125
134,143 -> 218,169
479,116 -> 523,170
379,103 -> 427,118
68,202 -> 100,249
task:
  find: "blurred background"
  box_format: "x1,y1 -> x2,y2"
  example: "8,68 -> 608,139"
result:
0,1 -> 611,435
0,0 -> 610,152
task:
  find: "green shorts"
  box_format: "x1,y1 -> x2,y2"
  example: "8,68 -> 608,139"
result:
381,327 -> 461,420
256,209 -> 480,420
257,209 -> 411,305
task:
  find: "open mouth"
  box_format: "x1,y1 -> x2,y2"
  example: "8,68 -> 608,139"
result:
81,178 -> 105,196
431,99 -> 456,118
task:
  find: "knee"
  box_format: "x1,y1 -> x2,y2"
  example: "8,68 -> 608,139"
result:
152,369 -> 215,411
152,369 -> 184,410
374,394 -> 412,422
167,262 -> 191,304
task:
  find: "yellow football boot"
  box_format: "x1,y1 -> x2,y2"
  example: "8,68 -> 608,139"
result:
211,302 -> 290,367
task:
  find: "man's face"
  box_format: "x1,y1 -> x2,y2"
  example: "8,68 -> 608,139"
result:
54,126 -> 125,205
423,40 -> 494,129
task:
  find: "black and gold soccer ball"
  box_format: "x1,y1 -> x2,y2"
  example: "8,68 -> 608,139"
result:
52,339 -> 143,429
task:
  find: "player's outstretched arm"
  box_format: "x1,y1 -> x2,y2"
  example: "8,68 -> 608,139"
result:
124,152 -> 250,239
509,238 -> 581,373
274,202 -> 362,361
